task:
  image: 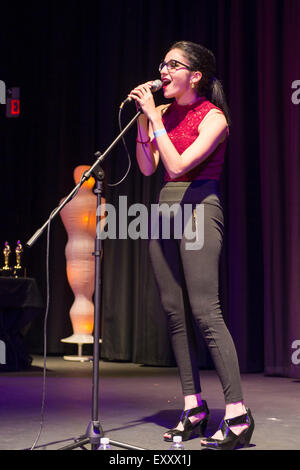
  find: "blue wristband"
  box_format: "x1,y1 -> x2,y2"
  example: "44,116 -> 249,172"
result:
153,128 -> 167,138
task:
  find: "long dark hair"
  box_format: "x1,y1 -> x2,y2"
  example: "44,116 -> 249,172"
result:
169,41 -> 231,125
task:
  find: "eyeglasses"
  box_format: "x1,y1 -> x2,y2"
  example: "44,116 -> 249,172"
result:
158,59 -> 192,73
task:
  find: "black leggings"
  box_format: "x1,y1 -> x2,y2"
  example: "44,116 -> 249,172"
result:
149,180 -> 243,404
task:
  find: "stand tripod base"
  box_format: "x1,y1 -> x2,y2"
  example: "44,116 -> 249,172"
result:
58,421 -> 146,451
59,436 -> 146,451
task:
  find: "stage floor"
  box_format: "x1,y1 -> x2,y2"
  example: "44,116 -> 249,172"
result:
0,356 -> 299,451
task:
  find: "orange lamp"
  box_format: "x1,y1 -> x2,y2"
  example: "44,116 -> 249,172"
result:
60,165 -> 104,361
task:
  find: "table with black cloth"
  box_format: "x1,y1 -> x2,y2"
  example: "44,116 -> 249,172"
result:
0,277 -> 43,371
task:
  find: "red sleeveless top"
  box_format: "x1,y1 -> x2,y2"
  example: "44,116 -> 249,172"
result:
161,96 -> 228,182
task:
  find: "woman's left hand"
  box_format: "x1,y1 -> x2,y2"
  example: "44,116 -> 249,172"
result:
128,81 -> 159,121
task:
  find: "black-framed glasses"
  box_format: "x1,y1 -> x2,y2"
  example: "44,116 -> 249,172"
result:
158,59 -> 192,73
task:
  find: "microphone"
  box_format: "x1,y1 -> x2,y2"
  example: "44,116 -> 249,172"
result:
120,79 -> 162,109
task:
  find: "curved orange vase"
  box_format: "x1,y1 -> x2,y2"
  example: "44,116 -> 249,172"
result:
60,165 -> 102,359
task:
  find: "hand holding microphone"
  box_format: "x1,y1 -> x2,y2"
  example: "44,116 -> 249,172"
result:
120,79 -> 162,110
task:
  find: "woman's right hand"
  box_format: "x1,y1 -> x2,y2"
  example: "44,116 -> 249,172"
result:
128,81 -> 159,122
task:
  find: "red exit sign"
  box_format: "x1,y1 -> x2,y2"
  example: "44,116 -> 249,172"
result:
7,98 -> 20,116
6,87 -> 20,118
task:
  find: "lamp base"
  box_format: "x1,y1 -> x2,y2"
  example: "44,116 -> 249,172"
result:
61,334 -> 102,362
63,354 -> 93,362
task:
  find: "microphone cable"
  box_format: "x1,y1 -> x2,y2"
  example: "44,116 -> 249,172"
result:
108,80 -> 162,187
106,105 -> 132,187
28,170 -> 93,450
29,209 -> 53,450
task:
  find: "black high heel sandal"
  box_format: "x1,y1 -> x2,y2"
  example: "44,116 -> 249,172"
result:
201,408 -> 254,450
164,400 -> 209,442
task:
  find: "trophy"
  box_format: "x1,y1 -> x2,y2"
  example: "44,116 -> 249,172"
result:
14,240 -> 25,277
1,241 -> 13,277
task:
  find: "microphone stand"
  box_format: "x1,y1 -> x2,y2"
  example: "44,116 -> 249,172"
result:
26,109 -> 142,249
26,108 -> 146,450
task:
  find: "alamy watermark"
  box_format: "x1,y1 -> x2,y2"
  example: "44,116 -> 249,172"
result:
97,196 -> 205,250
0,340 -> 6,365
291,339 -> 300,366
0,80 -> 6,104
291,80 -> 300,105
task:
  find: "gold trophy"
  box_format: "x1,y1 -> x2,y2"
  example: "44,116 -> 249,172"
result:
14,240 -> 25,278
1,241 -> 13,277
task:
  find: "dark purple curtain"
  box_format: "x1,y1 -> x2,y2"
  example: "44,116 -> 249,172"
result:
257,0 -> 300,377
0,0 -> 299,377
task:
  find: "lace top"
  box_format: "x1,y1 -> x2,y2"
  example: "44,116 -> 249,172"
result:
161,96 -> 228,182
